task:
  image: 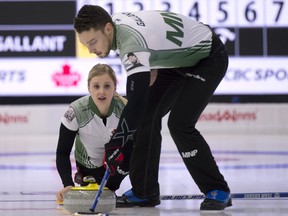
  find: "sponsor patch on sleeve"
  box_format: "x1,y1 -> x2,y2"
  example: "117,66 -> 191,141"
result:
122,51 -> 150,75
64,106 -> 75,122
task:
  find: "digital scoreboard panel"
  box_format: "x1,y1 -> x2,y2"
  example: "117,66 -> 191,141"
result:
78,0 -> 288,56
0,0 -> 288,98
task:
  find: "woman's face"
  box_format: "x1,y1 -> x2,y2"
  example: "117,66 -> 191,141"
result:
88,73 -> 116,116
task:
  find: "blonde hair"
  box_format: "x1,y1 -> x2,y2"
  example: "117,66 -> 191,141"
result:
87,63 -> 117,87
87,64 -> 127,104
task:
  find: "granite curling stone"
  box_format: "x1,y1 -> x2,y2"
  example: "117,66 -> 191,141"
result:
63,176 -> 115,214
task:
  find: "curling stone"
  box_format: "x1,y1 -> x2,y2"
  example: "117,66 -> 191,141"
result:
63,176 -> 115,214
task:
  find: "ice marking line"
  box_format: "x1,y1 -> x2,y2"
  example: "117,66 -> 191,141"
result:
7,150 -> 287,157
0,191 -> 56,195
162,150 -> 288,155
1,149 -> 288,158
1,192 -> 287,201
0,200 -> 55,202
1,163 -> 288,171
0,152 -> 54,157
212,150 -> 288,155
0,165 -> 56,170
221,164 -> 288,169
0,208 -> 56,210
160,164 -> 288,170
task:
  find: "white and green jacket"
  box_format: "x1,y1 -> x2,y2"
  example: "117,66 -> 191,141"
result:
61,94 -> 126,168
111,10 -> 213,76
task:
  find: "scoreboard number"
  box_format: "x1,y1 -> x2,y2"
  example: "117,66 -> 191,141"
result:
78,0 -> 287,26
76,0 -> 288,56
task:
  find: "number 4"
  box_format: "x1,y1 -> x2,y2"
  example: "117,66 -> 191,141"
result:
189,2 -> 200,21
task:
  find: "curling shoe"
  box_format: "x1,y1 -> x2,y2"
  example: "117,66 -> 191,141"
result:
116,189 -> 160,207
200,190 -> 232,211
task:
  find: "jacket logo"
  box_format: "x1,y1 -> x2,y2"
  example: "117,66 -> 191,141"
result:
160,12 -> 184,47
181,149 -> 198,158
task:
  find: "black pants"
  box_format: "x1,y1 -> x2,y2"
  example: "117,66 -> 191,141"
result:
129,33 -> 230,199
76,139 -> 133,191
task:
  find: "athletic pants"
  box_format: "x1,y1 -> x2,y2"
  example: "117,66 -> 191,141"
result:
129,33 -> 230,199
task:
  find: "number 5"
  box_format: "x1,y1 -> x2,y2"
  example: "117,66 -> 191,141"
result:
218,1 -> 228,23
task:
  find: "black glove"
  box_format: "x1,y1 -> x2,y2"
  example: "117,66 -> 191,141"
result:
104,143 -> 124,176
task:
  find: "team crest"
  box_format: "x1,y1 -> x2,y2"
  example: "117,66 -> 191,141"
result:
64,106 -> 75,122
124,52 -> 144,71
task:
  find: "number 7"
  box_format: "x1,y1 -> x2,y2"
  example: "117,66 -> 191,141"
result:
273,1 -> 284,22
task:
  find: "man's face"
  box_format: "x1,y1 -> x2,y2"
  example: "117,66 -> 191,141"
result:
77,24 -> 113,58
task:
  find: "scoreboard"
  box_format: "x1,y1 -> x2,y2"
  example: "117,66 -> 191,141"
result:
0,0 -> 288,97
78,0 -> 288,56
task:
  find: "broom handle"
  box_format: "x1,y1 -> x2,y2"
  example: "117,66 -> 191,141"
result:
89,169 -> 110,212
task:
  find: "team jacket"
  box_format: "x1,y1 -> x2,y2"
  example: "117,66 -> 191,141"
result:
59,94 -> 126,169
111,10 -> 213,77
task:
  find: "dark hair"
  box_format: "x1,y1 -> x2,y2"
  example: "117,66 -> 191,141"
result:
74,5 -> 112,33
127,52 -> 136,57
